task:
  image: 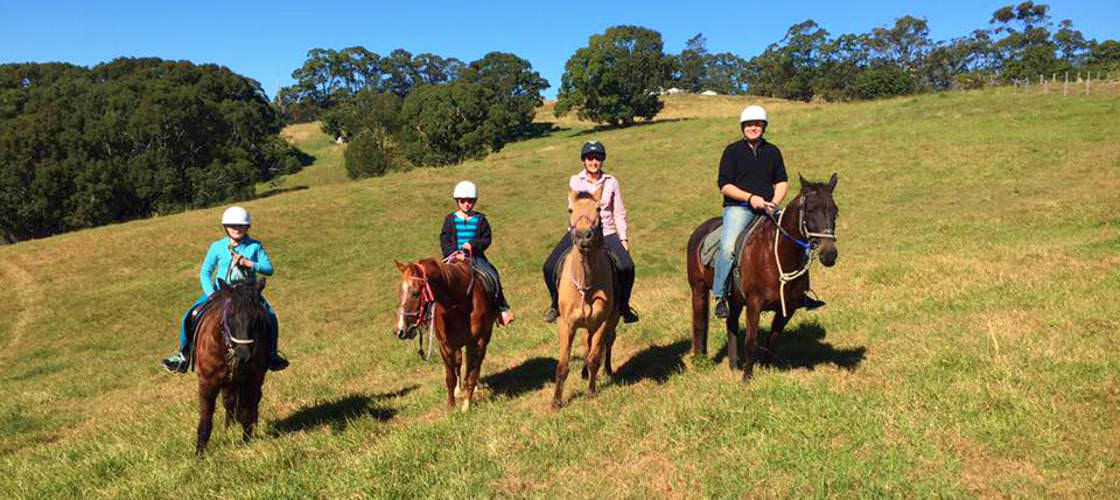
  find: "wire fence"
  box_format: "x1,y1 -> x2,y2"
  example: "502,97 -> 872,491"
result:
1010,70 -> 1119,96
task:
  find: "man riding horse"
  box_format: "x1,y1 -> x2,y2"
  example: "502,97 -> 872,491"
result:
712,105 -> 826,318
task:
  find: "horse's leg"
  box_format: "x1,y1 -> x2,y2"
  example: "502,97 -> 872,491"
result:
763,312 -> 792,367
581,326 -> 592,380
691,283 -> 710,358
603,318 -> 618,378
195,379 -> 220,455
585,319 -> 611,399
742,301 -> 762,382
239,377 -> 263,442
222,386 -> 236,428
726,302 -> 743,371
461,338 -> 489,412
552,320 -> 577,410
441,345 -> 462,409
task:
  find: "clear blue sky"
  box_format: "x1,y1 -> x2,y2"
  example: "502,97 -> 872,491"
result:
2,0 -> 1117,100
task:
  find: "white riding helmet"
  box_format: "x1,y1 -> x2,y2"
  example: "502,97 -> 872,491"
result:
453,180 -> 478,199
221,206 -> 251,226
739,105 -> 768,125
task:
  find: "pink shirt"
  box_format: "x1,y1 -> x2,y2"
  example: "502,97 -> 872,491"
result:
569,170 -> 628,240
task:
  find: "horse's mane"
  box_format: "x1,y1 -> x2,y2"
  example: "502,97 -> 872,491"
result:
573,191 -> 596,201
218,282 -> 269,341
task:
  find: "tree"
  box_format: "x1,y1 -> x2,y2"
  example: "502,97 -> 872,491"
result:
555,25 -> 671,127
1053,20 -> 1090,65
0,59 -> 303,242
988,2 -> 1065,79
677,33 -> 709,92
868,16 -> 932,75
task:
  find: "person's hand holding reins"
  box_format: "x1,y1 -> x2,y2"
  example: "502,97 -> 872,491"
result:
749,194 -> 777,214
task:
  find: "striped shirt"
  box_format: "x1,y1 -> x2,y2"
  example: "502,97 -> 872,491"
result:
454,214 -> 480,249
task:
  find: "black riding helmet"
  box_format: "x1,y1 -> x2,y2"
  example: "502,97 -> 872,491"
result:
580,141 -> 606,160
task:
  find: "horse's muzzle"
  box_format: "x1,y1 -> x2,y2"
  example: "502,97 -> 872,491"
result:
396,327 -> 418,340
819,242 -> 838,267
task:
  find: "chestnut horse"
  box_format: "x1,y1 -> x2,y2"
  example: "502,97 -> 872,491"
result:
194,279 -> 271,454
686,174 -> 839,381
394,258 -> 497,411
552,186 -> 620,409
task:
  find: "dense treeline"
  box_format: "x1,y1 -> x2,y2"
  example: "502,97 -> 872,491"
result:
278,48 -> 548,176
0,58 -> 304,242
556,2 -> 1120,126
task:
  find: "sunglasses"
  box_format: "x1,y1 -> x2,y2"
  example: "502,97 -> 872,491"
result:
456,198 -> 477,204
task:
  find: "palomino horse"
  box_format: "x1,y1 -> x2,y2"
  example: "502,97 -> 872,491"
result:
552,186 -> 620,409
394,257 -> 498,411
194,279 -> 271,454
686,174 -> 839,381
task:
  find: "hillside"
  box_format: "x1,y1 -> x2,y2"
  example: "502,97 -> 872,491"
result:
2,89 -> 1118,497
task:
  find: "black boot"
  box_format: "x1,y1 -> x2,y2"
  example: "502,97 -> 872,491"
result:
268,352 -> 289,371
621,306 -> 639,323
714,297 -> 729,318
802,293 -> 826,311
543,305 -> 559,323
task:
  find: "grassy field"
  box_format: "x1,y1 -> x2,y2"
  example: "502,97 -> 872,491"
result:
1,88 -> 1119,498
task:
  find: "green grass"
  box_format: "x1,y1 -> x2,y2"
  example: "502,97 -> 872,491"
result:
2,88 -> 1119,497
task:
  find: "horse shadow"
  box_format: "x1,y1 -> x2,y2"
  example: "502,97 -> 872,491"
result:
712,320 -> 866,371
613,340 -> 691,385
268,385 -> 417,435
482,357 -> 558,399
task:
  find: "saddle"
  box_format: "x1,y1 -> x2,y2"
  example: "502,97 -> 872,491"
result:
469,262 -> 500,307
551,246 -> 622,301
699,215 -> 768,299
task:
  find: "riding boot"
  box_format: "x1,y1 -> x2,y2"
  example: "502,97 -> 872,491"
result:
266,316 -> 289,371
802,291 -> 827,311
161,342 -> 189,374
714,297 -> 729,319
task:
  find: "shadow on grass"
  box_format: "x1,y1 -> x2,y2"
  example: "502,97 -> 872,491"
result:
570,117 -> 693,137
483,357 -> 557,399
711,320 -> 865,371
613,340 -> 691,385
268,385 -> 417,435
257,185 -> 309,199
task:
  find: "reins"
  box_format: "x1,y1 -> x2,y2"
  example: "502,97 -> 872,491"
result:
767,196 -> 837,316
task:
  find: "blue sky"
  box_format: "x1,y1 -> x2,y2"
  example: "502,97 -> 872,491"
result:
3,1 -> 1117,99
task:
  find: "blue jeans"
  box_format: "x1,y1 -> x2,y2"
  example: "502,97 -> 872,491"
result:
713,205 -> 757,298
177,295 -> 278,355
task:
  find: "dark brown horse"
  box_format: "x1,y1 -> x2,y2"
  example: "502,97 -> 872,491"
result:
394,258 -> 498,411
686,174 -> 839,380
194,279 -> 271,454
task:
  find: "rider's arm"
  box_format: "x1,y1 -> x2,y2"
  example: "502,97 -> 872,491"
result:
718,145 -> 752,203
439,214 -> 456,258
250,242 -> 273,276
199,242 -> 220,296
772,181 -> 789,205
471,215 -> 492,253
771,147 -> 790,205
610,177 -> 628,241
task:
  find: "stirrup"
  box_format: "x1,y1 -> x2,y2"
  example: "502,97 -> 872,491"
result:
714,297 -> 729,319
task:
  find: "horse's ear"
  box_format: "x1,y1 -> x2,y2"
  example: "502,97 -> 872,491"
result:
256,277 -> 267,292
798,173 -> 808,188
827,172 -> 838,192
394,260 -> 407,273
591,184 -> 604,203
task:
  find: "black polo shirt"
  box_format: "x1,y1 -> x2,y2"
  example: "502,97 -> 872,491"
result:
717,138 -> 788,207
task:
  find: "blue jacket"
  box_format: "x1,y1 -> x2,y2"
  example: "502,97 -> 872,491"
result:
199,236 -> 274,297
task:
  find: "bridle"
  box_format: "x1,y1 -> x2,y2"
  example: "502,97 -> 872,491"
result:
769,193 -> 838,316
397,265 -> 435,339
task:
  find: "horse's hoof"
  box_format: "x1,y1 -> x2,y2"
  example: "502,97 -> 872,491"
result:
550,400 -> 562,411
454,383 -> 464,399
460,400 -> 471,412
580,366 -> 589,380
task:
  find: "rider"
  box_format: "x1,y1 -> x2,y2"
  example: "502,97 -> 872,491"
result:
160,206 -> 288,373
712,105 -> 826,318
441,181 -> 515,326
541,141 -> 639,324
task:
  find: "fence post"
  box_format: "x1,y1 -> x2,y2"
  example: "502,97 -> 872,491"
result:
1041,74 -> 1047,94
1087,72 -> 1091,96
1064,71 -> 1068,96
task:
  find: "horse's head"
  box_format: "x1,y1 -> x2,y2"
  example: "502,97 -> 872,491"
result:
224,279 -> 269,364
393,260 -> 432,340
798,173 -> 840,267
568,187 -> 604,253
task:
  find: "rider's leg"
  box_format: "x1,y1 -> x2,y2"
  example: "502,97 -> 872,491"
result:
604,234 -> 638,323
541,232 -> 572,322
264,301 -> 288,371
162,296 -> 206,373
712,206 -> 756,316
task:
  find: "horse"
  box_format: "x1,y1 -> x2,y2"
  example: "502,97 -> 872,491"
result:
393,257 -> 498,411
193,279 -> 272,454
552,186 -> 620,410
686,173 -> 840,381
